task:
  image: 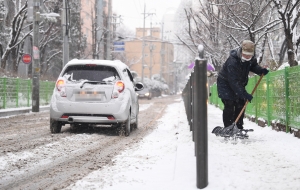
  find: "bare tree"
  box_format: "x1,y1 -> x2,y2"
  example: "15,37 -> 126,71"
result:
177,0 -> 281,70
272,0 -> 300,67
1,1 -> 31,71
42,0 -> 86,78
215,0 -> 281,63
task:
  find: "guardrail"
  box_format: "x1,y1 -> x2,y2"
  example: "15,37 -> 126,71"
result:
181,45 -> 208,189
209,65 -> 300,134
0,77 -> 55,109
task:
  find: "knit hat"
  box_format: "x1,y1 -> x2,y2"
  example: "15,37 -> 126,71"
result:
241,40 -> 255,55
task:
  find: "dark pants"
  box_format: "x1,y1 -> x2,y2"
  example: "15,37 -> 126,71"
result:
221,99 -> 246,129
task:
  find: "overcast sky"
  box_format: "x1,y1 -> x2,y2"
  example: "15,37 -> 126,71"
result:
112,0 -> 181,31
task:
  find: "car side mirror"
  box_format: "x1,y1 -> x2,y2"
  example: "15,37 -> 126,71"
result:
135,82 -> 144,91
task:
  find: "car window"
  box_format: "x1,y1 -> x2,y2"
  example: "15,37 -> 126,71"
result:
63,65 -> 120,82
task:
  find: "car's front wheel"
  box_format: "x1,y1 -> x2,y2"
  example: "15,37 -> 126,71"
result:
50,119 -> 62,133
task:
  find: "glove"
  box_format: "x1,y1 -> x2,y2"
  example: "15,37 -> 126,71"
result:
262,68 -> 269,75
245,93 -> 253,102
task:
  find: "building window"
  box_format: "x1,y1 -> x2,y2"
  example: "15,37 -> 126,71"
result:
147,29 -> 150,36
86,28 -> 89,38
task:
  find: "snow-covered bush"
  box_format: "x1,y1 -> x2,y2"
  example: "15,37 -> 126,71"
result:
134,76 -> 169,96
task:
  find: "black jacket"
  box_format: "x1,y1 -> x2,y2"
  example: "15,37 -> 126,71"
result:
217,47 -> 264,100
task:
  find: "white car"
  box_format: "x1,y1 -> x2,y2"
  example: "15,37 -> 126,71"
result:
50,59 -> 144,136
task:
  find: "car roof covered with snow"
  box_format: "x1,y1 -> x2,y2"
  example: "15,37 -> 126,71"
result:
64,59 -> 129,72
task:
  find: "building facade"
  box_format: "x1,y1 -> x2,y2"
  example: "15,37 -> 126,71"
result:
80,0 -> 113,59
121,27 -> 174,89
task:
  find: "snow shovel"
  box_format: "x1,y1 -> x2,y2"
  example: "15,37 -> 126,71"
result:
212,74 -> 265,138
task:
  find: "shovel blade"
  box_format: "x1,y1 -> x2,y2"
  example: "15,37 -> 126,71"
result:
212,126 -> 223,136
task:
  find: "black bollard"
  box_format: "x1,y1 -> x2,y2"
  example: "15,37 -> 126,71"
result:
193,45 -> 208,189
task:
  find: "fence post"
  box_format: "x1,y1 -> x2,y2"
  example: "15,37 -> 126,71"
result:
187,78 -> 192,130
16,78 -> 19,107
3,78 -> 6,109
182,85 -> 188,123
27,79 -> 30,107
267,73 -> 271,126
189,75 -> 192,131
193,45 -> 208,189
191,71 -> 195,141
284,67 -> 290,133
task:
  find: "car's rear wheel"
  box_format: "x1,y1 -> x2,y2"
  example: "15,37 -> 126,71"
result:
131,113 -> 138,130
125,113 -> 131,136
50,119 -> 62,133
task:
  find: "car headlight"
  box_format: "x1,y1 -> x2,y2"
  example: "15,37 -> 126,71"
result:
145,92 -> 150,96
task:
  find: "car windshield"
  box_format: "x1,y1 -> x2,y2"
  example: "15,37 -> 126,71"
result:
62,65 -> 120,82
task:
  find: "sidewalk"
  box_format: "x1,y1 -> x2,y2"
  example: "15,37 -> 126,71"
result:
66,98 -> 300,190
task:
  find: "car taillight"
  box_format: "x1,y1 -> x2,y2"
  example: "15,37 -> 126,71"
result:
56,79 -> 66,97
115,81 -> 125,92
56,80 -> 64,91
107,116 -> 115,120
112,80 -> 125,99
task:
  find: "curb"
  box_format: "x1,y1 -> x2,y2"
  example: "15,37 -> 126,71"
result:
0,106 -> 50,117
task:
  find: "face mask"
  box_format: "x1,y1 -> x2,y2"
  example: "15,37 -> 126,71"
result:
241,56 -> 252,62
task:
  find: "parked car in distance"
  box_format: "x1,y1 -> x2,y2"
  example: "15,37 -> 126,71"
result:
136,87 -> 152,100
50,59 -> 144,136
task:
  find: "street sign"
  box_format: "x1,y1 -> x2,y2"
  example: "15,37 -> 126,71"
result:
33,46 -> 40,59
113,47 -> 125,52
113,41 -> 125,52
22,54 -> 32,64
113,41 -> 125,46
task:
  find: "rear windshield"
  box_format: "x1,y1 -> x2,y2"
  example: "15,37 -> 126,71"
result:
62,65 -> 120,82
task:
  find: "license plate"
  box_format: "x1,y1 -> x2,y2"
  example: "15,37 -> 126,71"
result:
74,91 -> 105,101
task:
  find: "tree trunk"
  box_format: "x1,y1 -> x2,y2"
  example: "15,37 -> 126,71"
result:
286,32 -> 298,67
1,51 -> 9,69
279,39 -> 287,65
12,47 -> 18,74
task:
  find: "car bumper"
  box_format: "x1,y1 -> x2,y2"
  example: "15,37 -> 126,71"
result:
138,94 -> 151,98
50,95 -> 130,124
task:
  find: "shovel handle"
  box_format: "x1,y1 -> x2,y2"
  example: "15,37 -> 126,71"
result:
234,74 -> 264,124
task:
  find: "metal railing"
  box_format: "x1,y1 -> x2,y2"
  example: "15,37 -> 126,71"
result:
209,66 -> 300,132
0,77 -> 55,109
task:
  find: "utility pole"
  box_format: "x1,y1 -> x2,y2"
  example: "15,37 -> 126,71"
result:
96,0 -> 103,59
62,0 -> 69,67
160,22 -> 165,82
141,3 -> 146,83
106,0 -> 112,60
141,3 -> 155,83
149,21 -> 153,79
32,0 -> 40,112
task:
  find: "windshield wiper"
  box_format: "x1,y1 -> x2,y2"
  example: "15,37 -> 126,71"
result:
80,81 -> 107,88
